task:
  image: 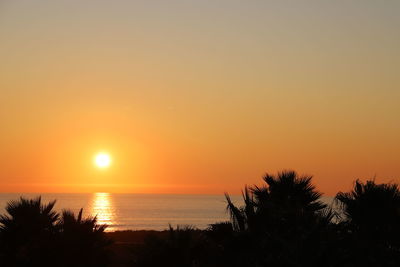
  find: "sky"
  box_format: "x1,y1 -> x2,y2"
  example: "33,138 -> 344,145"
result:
0,0 -> 399,195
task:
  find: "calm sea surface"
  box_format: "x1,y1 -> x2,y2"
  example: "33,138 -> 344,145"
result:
0,193 -> 241,231
0,193 -> 334,231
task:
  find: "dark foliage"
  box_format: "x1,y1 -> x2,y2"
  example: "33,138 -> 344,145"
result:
335,180 -> 400,266
58,209 -> 112,267
226,170 -> 328,232
0,197 -> 59,266
223,170 -> 335,267
1,171 -> 400,267
131,225 -> 216,267
125,172 -> 400,267
0,198 -> 111,267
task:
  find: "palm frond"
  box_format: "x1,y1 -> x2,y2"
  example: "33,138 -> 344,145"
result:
225,192 -> 246,231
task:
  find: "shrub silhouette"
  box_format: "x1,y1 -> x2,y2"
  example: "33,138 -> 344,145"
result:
206,221 -> 233,241
132,225 -> 216,267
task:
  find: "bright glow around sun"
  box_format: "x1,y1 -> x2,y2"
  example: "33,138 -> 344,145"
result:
94,153 -> 111,169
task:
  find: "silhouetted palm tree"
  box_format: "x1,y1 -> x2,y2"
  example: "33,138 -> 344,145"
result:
0,197 -> 59,231
335,180 -> 400,266
225,170 -> 333,267
226,170 -> 327,232
0,197 -> 59,266
0,198 -> 113,266
58,209 -> 111,267
336,180 -> 400,231
60,208 -> 108,235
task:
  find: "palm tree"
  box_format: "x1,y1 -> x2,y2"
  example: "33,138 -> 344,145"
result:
336,180 -> 400,226
0,197 -> 59,265
336,180 -> 400,247
60,208 -> 108,235
334,180 -> 400,266
226,170 -> 327,232
0,196 -> 59,231
58,209 -> 111,267
225,170 -> 333,266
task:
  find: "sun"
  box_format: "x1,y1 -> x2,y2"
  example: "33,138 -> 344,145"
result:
94,153 -> 111,169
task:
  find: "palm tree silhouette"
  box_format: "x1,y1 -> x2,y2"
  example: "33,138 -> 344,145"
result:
0,197 -> 59,266
0,197 -> 59,231
0,198 -> 112,266
336,180 -> 400,230
224,170 -> 333,266
226,170 -> 327,232
336,179 -> 400,263
58,208 -> 111,267
60,208 -> 108,235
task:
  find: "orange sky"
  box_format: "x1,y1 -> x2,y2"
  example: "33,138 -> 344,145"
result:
0,0 -> 399,195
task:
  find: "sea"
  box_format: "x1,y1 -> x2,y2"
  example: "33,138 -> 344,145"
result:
0,193 -> 335,231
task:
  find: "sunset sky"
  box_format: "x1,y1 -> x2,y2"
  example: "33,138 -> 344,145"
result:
0,0 -> 399,195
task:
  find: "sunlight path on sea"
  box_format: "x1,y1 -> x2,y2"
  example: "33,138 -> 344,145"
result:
90,192 -> 116,231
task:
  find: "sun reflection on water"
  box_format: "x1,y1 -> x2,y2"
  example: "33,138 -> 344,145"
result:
91,192 -> 115,230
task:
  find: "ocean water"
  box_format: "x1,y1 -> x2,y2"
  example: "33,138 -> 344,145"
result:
0,193 -> 240,231
0,193 -> 335,231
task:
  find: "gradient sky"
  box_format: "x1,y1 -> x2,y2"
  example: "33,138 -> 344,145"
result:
0,0 -> 399,195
